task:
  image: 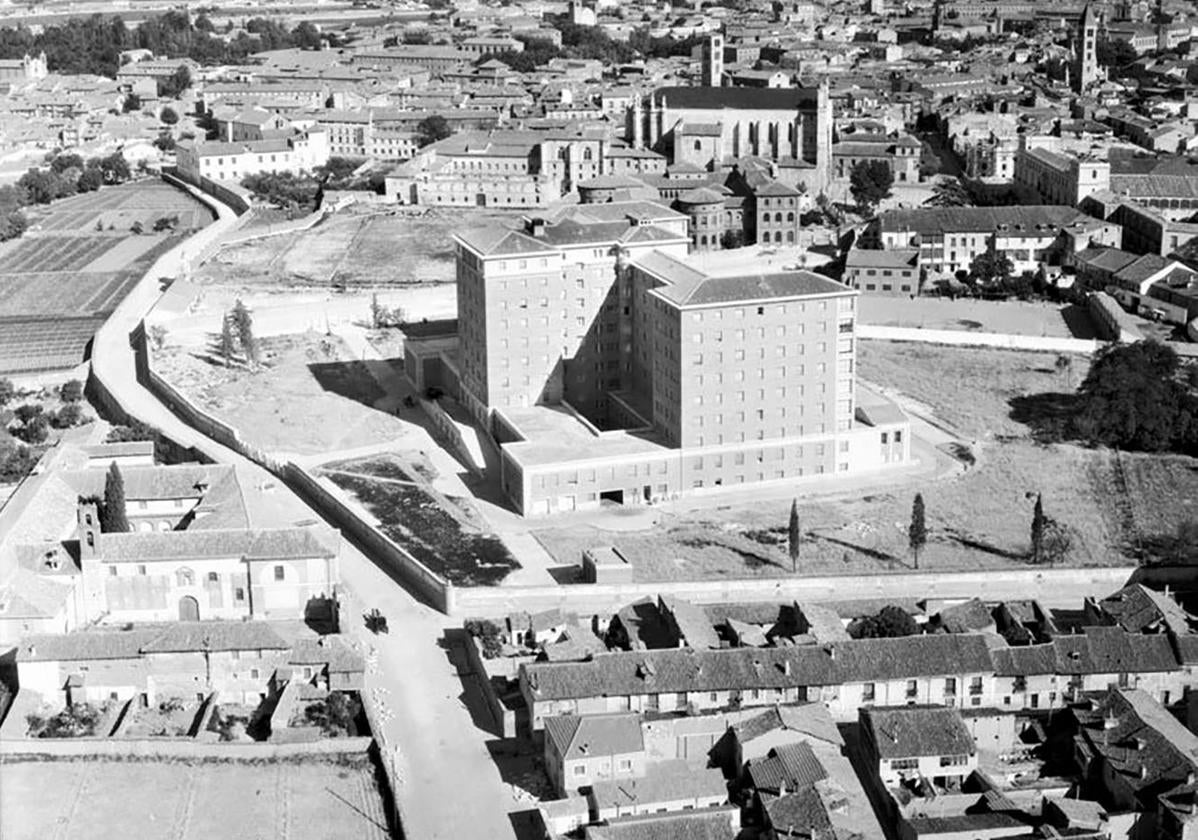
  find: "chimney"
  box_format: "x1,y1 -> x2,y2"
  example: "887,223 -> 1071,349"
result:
527,217 -> 547,238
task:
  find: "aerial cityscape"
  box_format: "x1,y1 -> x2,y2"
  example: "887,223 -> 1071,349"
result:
0,0 -> 1197,839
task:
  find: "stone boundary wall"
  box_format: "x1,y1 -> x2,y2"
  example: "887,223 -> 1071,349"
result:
0,735 -> 371,760
858,324 -> 1103,354
218,207 -> 328,247
417,397 -> 482,478
282,463 -> 455,613
453,566 -> 1137,618
461,631 -> 516,738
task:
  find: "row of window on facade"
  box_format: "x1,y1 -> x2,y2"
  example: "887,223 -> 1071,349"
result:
106,564 -> 288,583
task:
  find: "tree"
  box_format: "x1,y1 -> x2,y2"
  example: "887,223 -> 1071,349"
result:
159,105 -> 179,125
60,379 -> 83,402
1039,519 -> 1072,567
50,403 -> 83,428
76,168 -> 103,192
0,377 -> 13,407
122,93 -> 141,113
95,152 -> 131,184
1054,354 -> 1073,389
851,605 -> 919,638
415,114 -> 452,147
1030,493 -> 1046,564
849,160 -> 894,213
1073,341 -> 1198,454
787,498 -> 800,574
13,413 -> 48,444
102,462 -> 130,533
231,299 -> 257,364
157,64 -> 191,98
967,250 -> 1015,290
924,177 -> 973,208
908,493 -> 927,570
0,209 -> 28,241
50,153 -> 84,174
465,619 -> 504,658
219,314 -> 237,364
720,229 -> 745,250
13,403 -> 43,425
1097,37 -> 1137,68
370,293 -> 384,329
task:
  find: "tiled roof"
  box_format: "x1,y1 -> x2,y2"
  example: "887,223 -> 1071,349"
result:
845,248 -> 919,269
1097,584 -> 1193,635
861,706 -> 974,759
635,251 -> 850,308
589,761 -> 727,809
878,206 -> 1085,236
1053,627 -> 1179,675
935,599 -> 995,633
139,621 -> 290,653
544,712 -> 644,760
1074,688 -> 1198,794
655,85 -> 819,110
990,642 -> 1058,676
583,808 -> 736,840
761,787 -> 832,838
97,527 -> 336,563
288,635 -> 365,672
65,464 -> 238,501
747,742 -> 829,794
522,634 -> 997,701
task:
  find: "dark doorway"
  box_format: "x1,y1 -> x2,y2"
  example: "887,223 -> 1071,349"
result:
642,485 -> 651,502
599,489 -> 624,505
178,595 -> 200,621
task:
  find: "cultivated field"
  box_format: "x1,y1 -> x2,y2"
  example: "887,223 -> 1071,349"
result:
534,342 -> 1198,580
857,297 -> 1099,339
320,454 -> 520,587
0,757 -> 391,840
195,205 -> 514,289
0,180 -> 214,374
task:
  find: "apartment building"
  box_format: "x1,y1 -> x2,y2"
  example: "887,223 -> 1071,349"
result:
451,203 -> 910,516
449,204 -> 910,516
864,206 -> 1118,276
843,247 -> 921,295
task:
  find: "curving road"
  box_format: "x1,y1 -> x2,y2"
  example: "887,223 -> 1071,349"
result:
88,178 -> 519,840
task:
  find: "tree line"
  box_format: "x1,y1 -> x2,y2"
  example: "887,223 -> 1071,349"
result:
0,150 -> 131,241
491,18 -> 706,74
0,11 -> 329,79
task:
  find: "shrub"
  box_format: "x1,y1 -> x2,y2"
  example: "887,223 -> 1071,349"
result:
50,403 -> 83,428
29,703 -> 102,738
0,441 -> 39,482
60,379 -> 83,402
465,619 -> 504,658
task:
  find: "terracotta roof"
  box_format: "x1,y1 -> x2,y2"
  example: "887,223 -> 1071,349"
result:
589,761 -> 727,809
139,621 -> 290,653
583,808 -> 737,840
861,705 -> 975,759
544,712 -> 644,760
747,742 -> 828,795
96,527 -> 336,564
523,634 -> 997,701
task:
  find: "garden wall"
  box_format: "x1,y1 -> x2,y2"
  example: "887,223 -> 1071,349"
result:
164,168 -> 251,217
282,463 -> 455,613
857,325 -> 1102,354
452,566 -> 1137,618
0,735 -> 371,760
417,397 -> 483,478
461,632 -> 516,738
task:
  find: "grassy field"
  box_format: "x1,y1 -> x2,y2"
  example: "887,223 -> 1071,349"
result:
0,180 -> 213,374
0,757 -> 391,840
321,454 -> 519,587
535,341 -> 1198,580
196,205 -> 514,289
154,331 -> 415,456
857,297 -> 1099,339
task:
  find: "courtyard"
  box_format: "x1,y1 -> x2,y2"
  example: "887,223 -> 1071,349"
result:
0,756 -> 392,840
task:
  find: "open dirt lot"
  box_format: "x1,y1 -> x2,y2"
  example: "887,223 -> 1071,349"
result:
858,297 -> 1098,339
534,342 -> 1198,580
154,331 -> 416,456
0,757 -> 391,840
196,205 -> 514,289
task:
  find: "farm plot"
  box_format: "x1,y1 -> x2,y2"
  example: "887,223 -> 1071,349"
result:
0,235 -> 123,272
0,757 -> 392,840
321,458 -> 520,587
0,316 -> 103,373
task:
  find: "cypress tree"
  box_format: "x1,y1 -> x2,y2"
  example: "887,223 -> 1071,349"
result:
102,462 -> 130,533
908,493 -> 927,570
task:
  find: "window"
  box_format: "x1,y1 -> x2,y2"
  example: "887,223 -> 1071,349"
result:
890,758 -> 919,771
906,679 -> 918,699
617,758 -> 632,771
176,568 -> 195,586
250,668 -> 260,679
944,677 -> 956,695
939,754 -> 969,767
862,683 -> 875,702
137,565 -> 147,576
235,587 -> 246,601
572,764 -> 587,777
274,565 -> 285,581
108,566 -> 117,577
207,572 -> 219,583
969,676 -> 983,696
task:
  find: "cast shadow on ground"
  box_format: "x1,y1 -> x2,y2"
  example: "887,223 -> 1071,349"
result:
308,360 -> 390,409
1008,392 -> 1083,443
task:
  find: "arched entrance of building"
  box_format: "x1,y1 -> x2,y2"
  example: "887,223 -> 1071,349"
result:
178,595 -> 200,621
